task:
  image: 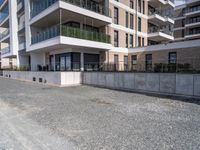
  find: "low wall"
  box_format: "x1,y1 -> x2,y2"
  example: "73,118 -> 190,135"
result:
2,71 -> 200,97
3,71 -> 82,86
83,72 -> 200,97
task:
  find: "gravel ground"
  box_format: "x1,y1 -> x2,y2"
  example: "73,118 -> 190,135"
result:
0,77 -> 200,150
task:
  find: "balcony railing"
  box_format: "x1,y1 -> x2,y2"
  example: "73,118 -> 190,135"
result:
30,0 -> 110,18
148,8 -> 174,19
148,27 -> 173,36
1,46 -> 10,55
189,28 -> 200,35
19,42 -> 26,50
0,28 -> 9,40
31,25 -> 111,44
187,17 -> 200,24
187,5 -> 200,14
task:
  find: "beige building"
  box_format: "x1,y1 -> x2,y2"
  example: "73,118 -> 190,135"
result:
174,0 -> 200,41
2,0 -> 200,73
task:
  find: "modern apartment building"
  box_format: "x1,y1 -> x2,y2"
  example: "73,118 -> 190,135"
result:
0,0 -> 175,71
174,0 -> 200,41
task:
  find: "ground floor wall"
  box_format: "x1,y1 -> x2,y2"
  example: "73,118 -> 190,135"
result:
2,71 -> 82,86
2,71 -> 200,98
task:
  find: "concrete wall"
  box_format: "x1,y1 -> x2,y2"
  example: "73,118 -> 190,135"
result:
83,72 -> 200,97
2,71 -> 200,97
3,71 -> 82,86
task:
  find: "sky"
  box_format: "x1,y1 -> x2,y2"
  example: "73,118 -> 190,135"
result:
175,0 -> 186,6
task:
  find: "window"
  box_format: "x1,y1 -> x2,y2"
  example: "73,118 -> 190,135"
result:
130,0 -> 134,9
132,55 -> 137,71
114,30 -> 119,47
126,12 -> 129,28
138,0 -> 141,13
145,54 -> 152,72
114,54 -> 119,71
142,38 -> 145,46
142,0 -> 145,14
168,52 -> 177,72
130,34 -> 133,48
168,52 -> 177,64
138,37 -> 141,47
114,7 -> 119,24
138,17 -> 141,32
130,14 -> 134,29
124,56 -> 128,71
126,33 -> 128,48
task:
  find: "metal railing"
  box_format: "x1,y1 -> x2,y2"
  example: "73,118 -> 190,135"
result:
0,28 -> 9,40
31,0 -> 110,18
3,57 -> 200,73
31,25 -> 111,44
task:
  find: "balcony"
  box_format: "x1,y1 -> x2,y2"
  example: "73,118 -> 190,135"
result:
148,26 -> 174,41
32,25 -> 110,44
185,28 -> 200,39
0,28 -> 9,40
185,5 -> 200,16
148,0 -> 175,8
185,17 -> 200,27
1,46 -> 10,55
148,9 -> 174,25
31,0 -> 110,19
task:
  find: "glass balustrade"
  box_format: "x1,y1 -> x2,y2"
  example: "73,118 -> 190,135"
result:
31,0 -> 110,18
148,8 -> 174,19
31,25 -> 111,44
1,46 -> 10,55
148,27 -> 173,36
0,29 -> 9,40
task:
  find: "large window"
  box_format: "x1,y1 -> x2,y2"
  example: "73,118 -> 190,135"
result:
55,53 -> 80,71
130,34 -> 133,48
114,7 -> 119,24
126,33 -> 128,48
138,0 -> 141,13
130,0 -> 134,9
168,52 -> 177,72
138,36 -> 141,47
126,12 -> 129,28
114,30 -> 119,47
124,56 -> 128,71
132,55 -> 137,71
138,17 -> 141,32
130,14 -> 134,29
114,54 -> 119,71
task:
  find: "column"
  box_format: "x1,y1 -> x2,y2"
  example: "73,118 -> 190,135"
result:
80,52 -> 84,71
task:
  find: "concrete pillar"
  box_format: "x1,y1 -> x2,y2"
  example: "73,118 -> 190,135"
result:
80,52 -> 84,71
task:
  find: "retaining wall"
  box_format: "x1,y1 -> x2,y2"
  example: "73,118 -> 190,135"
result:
83,72 -> 200,97
2,71 -> 200,97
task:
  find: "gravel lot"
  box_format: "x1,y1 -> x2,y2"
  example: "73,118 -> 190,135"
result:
0,77 -> 200,150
